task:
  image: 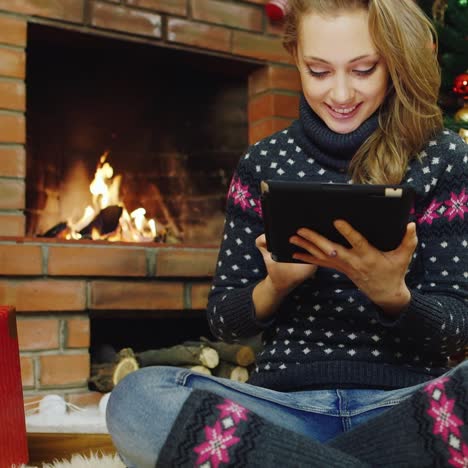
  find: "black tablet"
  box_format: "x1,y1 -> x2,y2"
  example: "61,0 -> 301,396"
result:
260,180 -> 415,263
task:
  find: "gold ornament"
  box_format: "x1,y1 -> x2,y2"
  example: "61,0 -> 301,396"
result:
455,103 -> 468,123
459,127 -> 468,144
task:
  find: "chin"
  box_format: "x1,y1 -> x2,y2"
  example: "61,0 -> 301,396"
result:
325,120 -> 362,134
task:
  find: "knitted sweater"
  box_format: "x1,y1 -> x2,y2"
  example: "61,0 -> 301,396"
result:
206,101 -> 468,391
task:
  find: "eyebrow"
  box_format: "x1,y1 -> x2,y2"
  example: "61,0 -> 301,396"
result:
303,54 -> 378,64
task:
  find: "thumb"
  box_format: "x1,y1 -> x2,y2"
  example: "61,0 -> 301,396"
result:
255,234 -> 267,250
397,222 -> 418,255
255,234 -> 269,256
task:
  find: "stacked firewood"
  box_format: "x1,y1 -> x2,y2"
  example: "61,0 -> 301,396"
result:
89,337 -> 262,393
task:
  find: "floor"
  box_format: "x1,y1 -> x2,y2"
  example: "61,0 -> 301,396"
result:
27,433 -> 117,465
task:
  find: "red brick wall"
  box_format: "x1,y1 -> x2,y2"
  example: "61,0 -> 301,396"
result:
0,12 -> 26,236
0,0 -> 301,399
1,238 -> 217,398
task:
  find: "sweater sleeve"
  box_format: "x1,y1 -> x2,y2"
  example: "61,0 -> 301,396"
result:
376,132 -> 468,357
206,149 -> 271,341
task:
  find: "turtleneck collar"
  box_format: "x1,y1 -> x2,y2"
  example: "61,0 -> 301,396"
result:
291,94 -> 379,172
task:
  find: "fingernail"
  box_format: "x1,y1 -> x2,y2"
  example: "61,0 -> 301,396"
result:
329,250 -> 337,257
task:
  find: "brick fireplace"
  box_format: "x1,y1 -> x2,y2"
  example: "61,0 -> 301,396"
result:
0,0 -> 301,405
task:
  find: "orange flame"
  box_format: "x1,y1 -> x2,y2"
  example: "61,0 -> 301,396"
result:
66,152 -> 158,242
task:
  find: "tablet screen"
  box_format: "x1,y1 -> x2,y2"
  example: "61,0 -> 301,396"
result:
261,180 -> 415,262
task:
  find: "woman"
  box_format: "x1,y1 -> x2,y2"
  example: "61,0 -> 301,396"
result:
106,1 -> 468,466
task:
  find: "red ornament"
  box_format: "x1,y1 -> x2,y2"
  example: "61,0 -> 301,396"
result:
265,0 -> 289,22
453,72 -> 468,100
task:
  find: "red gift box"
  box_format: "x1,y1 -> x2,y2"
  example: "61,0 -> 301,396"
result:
0,306 -> 28,467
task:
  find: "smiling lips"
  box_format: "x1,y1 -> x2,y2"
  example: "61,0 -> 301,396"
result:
326,102 -> 362,119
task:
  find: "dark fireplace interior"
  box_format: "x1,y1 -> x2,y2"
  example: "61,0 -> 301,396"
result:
89,312 -> 216,391
90,312 -> 215,359
26,23 -> 258,243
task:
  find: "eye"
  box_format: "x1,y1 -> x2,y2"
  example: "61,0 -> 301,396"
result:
353,63 -> 378,77
307,69 -> 329,78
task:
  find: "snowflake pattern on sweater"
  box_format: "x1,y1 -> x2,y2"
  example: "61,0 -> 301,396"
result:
207,127 -> 468,391
422,373 -> 468,467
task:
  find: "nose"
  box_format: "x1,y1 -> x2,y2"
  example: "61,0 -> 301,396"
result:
329,74 -> 355,104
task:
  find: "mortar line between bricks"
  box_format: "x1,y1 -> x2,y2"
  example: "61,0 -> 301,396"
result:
184,282 -> 192,309
0,42 -> 25,51
147,247 -> 156,276
42,244 -> 48,275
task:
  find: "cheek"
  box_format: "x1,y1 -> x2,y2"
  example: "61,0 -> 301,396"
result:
303,89 -> 327,115
370,84 -> 388,106
301,79 -> 326,102
366,72 -> 389,103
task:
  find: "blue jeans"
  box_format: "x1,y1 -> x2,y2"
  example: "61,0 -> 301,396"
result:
106,365 -> 425,468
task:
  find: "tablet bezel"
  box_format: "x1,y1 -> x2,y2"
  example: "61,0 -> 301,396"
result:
260,180 -> 415,263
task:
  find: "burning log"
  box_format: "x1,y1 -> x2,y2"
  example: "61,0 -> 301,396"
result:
39,205 -> 124,240
36,152 -> 188,243
39,222 -> 70,239
38,151 -> 158,242
79,205 -> 123,239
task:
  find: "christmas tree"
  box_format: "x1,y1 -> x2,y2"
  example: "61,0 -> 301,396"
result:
418,0 -> 468,133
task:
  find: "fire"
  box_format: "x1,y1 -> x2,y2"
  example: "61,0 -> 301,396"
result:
66,151 -> 158,242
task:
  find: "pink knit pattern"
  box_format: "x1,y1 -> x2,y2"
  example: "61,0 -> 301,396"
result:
193,398 -> 250,468
424,376 -> 467,467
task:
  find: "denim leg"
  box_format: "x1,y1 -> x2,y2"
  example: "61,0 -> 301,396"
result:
343,380 -> 434,431
106,366 -> 344,467
345,363 -> 468,430
106,367 -> 192,468
180,368 -> 344,441
107,363 -> 468,467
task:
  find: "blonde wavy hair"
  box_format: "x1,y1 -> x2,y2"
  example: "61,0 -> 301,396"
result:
283,0 -> 444,184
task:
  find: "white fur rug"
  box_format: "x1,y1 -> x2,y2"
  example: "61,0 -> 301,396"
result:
23,453 -> 125,468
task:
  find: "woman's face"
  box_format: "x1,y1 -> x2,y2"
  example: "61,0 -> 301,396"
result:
295,9 -> 389,134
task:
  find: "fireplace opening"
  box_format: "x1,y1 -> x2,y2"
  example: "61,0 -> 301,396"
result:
89,311 -> 216,392
26,23 -> 259,244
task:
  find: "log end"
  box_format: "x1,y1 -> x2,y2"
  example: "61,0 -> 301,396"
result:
190,365 -> 212,376
112,356 -> 139,386
200,347 -> 220,369
236,346 -> 256,367
230,366 -> 249,383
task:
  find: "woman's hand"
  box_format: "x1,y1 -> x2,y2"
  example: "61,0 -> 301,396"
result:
255,234 -> 317,297
289,220 -> 418,315
253,234 -> 318,321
